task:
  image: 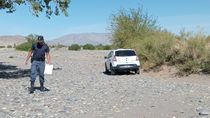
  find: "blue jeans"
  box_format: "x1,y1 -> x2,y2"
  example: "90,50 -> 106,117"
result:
30,61 -> 45,83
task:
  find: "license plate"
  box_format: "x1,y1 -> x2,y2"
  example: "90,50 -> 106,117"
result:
121,65 -> 131,68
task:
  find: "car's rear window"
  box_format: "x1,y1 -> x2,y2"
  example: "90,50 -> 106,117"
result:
115,50 -> 136,56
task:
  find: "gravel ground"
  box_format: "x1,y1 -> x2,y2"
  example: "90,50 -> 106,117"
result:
0,48 -> 210,118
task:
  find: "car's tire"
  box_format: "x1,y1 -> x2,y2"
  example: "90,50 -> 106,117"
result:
105,64 -> 109,74
135,69 -> 140,74
110,65 -> 115,75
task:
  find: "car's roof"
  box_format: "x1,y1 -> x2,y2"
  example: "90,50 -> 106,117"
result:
113,48 -> 135,51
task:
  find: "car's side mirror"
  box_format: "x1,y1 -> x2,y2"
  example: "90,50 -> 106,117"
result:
104,56 -> 108,59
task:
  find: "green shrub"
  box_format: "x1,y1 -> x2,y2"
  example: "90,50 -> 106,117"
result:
177,60 -> 200,76
170,33 -> 210,75
8,56 -> 14,58
135,31 -> 176,69
110,7 -> 158,48
95,44 -> 104,50
16,42 -> 33,51
54,44 -> 66,50
16,34 -> 36,51
13,44 -> 16,48
103,45 -> 112,50
68,44 -> 81,51
56,44 -> 66,48
95,44 -> 112,50
0,46 -> 6,48
7,45 -> 13,48
201,61 -> 210,74
49,45 -> 56,48
83,44 -> 95,50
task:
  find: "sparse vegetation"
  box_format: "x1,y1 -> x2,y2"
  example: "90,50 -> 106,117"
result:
13,44 -> 16,48
8,56 -> 14,58
55,44 -> 66,50
67,44 -> 112,51
68,44 -> 81,51
0,46 -> 6,48
16,34 -> 37,51
7,45 -> 13,48
83,44 -> 95,50
95,44 -> 112,50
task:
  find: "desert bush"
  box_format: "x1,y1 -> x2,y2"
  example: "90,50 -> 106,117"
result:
0,46 -> 6,48
16,42 -> 33,51
177,60 -> 200,76
7,45 -> 13,48
167,32 -> 210,75
110,7 -> 158,48
103,45 -> 112,50
16,34 -> 36,51
95,44 -> 104,50
54,44 -> 66,50
56,44 -> 66,48
13,44 -> 16,48
8,56 -> 14,58
95,44 -> 112,50
137,31 -> 176,69
49,45 -> 55,48
68,44 -> 81,51
83,44 -> 95,50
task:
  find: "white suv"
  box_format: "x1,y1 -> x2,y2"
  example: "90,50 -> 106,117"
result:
104,49 -> 140,75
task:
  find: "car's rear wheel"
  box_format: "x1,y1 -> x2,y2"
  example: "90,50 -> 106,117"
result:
105,63 -> 109,74
110,65 -> 115,75
135,69 -> 140,74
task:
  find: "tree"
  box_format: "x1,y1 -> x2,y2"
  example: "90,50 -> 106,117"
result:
0,0 -> 71,18
110,7 -> 158,48
16,34 -> 37,51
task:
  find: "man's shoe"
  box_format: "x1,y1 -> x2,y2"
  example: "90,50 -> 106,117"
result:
29,81 -> 35,94
40,87 -> 45,92
40,82 -> 45,92
29,87 -> 35,94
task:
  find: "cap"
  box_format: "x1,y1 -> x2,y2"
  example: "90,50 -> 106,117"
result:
37,36 -> 44,42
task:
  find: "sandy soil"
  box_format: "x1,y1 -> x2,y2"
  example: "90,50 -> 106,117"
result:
0,48 -> 210,118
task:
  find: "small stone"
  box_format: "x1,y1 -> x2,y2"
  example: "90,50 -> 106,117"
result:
196,107 -> 209,116
80,110 -> 84,114
199,110 -> 209,116
2,107 -> 7,110
37,112 -> 42,116
25,112 -> 30,117
10,108 -> 15,112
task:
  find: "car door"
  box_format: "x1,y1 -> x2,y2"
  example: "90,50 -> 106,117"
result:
105,51 -> 113,70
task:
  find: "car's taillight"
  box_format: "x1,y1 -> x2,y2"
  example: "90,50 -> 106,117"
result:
136,56 -> 139,61
113,56 -> 117,61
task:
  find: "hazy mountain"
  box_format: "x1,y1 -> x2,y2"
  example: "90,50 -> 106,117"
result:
0,35 -> 26,46
48,33 -> 112,46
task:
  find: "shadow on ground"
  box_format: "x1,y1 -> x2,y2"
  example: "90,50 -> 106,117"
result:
103,71 -> 136,75
29,87 -> 50,92
0,62 -> 30,79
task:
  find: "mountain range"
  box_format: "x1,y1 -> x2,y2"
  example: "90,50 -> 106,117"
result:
0,35 -> 26,46
0,33 -> 112,46
47,33 -> 112,46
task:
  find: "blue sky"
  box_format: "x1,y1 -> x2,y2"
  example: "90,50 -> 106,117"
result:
0,0 -> 210,40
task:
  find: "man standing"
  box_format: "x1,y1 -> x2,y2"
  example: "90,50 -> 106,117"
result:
25,36 -> 51,94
